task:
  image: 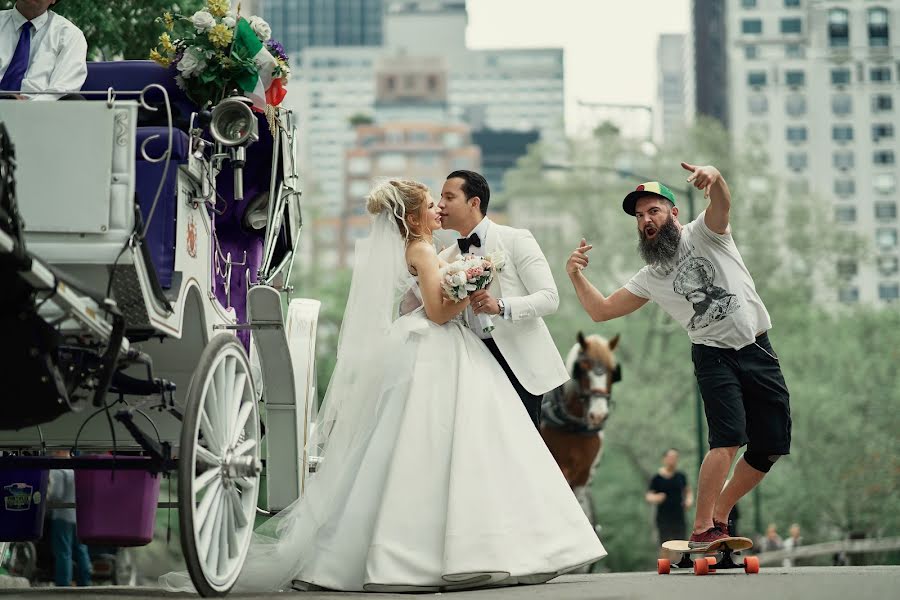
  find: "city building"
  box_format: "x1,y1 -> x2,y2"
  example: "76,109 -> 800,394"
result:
262,0 -> 384,54
656,33 -> 691,143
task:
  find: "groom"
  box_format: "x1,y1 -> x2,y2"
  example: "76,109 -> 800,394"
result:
439,170 -> 568,427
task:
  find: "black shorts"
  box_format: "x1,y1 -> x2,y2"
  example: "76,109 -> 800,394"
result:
691,332 -> 792,455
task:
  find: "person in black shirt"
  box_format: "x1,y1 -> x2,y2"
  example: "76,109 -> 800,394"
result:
646,448 -> 693,556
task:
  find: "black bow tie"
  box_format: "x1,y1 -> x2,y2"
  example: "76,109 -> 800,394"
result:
457,232 -> 482,253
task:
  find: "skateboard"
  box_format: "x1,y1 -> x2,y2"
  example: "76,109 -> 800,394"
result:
657,537 -> 759,575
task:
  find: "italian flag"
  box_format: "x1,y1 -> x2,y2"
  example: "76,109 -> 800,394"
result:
230,18 -> 285,109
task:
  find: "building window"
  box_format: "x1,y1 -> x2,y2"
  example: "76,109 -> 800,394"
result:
832,125 -> 854,142
836,259 -> 858,277
832,94 -> 852,115
874,150 -> 896,165
748,94 -> 769,115
785,70 -> 805,86
786,126 -> 807,143
781,18 -> 803,34
873,124 -> 895,142
873,94 -> 893,112
748,71 -> 767,86
835,205 -> 857,223
742,19 -> 763,34
834,150 -> 855,170
742,0 -> 757,7
834,179 -> 856,197
878,256 -> 899,276
879,284 -> 900,302
785,44 -> 805,58
784,0 -> 800,6
828,8 -> 850,48
877,228 -> 898,250
787,152 -> 807,171
868,7 -> 890,48
831,68 -> 851,85
875,202 -> 897,220
838,286 -> 859,303
786,94 -> 807,117
744,45 -> 759,59
870,67 -> 892,82
874,173 -> 897,194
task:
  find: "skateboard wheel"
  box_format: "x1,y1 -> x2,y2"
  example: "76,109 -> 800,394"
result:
657,559 -> 671,575
706,556 -> 717,571
744,555 -> 760,574
693,558 -> 709,576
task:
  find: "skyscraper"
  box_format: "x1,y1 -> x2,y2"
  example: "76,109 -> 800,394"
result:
263,0 -> 384,54
656,33 -> 690,143
693,0 -> 729,127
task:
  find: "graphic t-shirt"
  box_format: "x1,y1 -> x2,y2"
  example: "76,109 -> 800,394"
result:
625,211 -> 771,349
648,471 -> 687,525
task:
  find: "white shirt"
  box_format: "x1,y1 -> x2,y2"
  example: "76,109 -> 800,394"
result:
458,216 -> 510,339
625,211 -> 771,349
0,8 -> 87,100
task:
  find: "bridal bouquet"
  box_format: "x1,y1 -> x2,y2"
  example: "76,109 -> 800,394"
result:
150,0 -> 290,110
442,251 -> 506,333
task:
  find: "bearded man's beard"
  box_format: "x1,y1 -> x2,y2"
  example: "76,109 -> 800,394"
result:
638,214 -> 681,266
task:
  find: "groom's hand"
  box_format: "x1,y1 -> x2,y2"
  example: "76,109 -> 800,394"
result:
470,290 -> 500,315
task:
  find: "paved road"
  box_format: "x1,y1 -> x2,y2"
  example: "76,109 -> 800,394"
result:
2,567 -> 898,600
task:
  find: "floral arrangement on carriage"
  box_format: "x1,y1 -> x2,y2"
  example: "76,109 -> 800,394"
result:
149,0 -> 290,112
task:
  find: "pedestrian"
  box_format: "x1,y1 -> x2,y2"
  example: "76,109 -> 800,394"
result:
47,451 -> 91,587
646,448 -> 693,557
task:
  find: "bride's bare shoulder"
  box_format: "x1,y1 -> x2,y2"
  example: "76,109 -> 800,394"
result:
405,239 -> 437,259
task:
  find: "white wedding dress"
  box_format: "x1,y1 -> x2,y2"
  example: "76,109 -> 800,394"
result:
162,216 -> 606,593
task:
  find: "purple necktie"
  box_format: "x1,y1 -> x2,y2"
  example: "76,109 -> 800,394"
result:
1,21 -> 33,92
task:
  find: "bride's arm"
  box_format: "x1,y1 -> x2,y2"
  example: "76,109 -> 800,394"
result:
407,242 -> 469,325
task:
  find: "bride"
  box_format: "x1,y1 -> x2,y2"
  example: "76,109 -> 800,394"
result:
164,179 -> 606,593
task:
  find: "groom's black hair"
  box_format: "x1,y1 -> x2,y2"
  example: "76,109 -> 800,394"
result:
447,170 -> 490,216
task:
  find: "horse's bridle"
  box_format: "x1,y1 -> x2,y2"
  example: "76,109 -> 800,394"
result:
542,355 -> 622,434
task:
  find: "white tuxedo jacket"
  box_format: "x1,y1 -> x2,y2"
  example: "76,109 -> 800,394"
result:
440,219 -> 568,395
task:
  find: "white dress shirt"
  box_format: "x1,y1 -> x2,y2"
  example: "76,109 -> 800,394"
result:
0,7 -> 87,100
459,216 -> 510,339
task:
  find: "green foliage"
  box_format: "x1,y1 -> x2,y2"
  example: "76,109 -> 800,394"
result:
0,1 -> 207,60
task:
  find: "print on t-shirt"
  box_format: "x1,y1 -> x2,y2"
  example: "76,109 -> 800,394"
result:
672,256 -> 740,331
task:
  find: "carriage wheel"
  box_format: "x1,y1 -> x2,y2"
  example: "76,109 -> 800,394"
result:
179,334 -> 261,597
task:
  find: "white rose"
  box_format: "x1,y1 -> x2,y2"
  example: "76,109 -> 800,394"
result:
222,15 -> 236,28
191,10 -> 216,32
453,272 -> 467,287
248,15 -> 272,41
176,47 -> 206,78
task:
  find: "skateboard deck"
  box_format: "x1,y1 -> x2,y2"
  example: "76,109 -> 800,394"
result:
662,536 -> 753,554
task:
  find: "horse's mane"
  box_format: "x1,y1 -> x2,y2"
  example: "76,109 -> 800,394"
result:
564,334 -> 617,374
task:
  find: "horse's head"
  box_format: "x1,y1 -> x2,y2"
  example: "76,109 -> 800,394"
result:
565,331 -> 622,429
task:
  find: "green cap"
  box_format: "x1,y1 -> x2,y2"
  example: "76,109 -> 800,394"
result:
622,181 -> 677,216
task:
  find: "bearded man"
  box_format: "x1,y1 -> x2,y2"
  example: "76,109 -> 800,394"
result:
565,162 -> 791,549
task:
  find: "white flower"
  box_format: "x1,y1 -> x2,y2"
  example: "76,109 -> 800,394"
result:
191,10 -> 216,32
174,74 -> 187,91
222,15 -> 236,27
176,47 -> 206,78
453,272 -> 467,287
487,250 -> 506,271
248,15 -> 272,41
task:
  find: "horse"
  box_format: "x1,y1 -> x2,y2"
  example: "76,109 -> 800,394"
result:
540,332 -> 621,535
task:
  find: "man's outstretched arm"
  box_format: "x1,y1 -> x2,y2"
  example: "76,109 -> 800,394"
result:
567,239 -> 648,322
681,162 -> 731,234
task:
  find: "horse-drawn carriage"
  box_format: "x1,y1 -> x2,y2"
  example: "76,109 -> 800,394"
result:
0,61 -> 318,596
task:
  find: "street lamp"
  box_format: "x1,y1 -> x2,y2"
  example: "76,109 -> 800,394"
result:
542,163 -> 705,473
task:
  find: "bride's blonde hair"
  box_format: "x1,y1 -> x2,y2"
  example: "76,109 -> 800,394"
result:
366,179 -> 430,242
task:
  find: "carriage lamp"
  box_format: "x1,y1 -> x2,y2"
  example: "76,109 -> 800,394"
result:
210,96 -> 259,201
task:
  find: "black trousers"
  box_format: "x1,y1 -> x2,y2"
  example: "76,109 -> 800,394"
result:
481,337 -> 542,429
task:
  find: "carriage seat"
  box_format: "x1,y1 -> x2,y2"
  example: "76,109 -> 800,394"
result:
82,61 -> 196,288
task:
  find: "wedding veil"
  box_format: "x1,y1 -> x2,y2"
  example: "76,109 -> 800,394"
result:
161,187 -> 416,593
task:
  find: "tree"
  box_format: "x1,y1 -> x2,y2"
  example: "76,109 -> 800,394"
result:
0,0 -> 206,60
495,119 -> 898,571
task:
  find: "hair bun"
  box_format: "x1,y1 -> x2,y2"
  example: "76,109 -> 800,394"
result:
366,180 -> 400,216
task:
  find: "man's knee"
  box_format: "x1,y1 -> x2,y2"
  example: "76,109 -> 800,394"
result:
744,451 -> 783,473
710,445 -> 739,460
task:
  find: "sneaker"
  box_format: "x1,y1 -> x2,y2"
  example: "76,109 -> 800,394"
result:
688,526 -> 728,549
713,519 -> 730,536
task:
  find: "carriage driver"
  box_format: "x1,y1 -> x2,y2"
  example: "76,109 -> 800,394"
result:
565,161 -> 792,548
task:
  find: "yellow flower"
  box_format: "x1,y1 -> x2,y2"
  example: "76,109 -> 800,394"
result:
208,23 -> 234,48
207,0 -> 229,18
159,32 -> 175,53
163,12 -> 174,31
149,49 -> 171,67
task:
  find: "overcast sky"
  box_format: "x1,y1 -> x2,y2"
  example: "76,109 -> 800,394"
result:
466,0 -> 691,135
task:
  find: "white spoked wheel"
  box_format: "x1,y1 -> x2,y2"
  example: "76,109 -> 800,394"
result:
179,334 -> 260,597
